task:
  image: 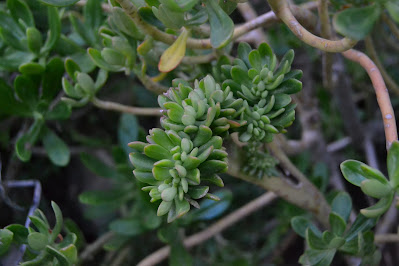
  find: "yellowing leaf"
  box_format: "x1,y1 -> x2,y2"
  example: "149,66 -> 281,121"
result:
158,28 -> 189,73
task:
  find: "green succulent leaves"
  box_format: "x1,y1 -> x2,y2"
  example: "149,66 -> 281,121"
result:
222,43 -> 302,143
292,193 -> 380,266
0,202 -> 78,265
129,127 -> 226,222
128,43 -> 301,221
340,141 -> 399,218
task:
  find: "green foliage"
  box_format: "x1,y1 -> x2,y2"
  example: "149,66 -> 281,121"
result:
340,141 -> 399,218
222,43 -> 302,142
0,202 -> 78,265
292,193 -> 380,266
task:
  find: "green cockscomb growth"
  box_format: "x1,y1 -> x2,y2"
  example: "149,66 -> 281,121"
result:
222,43 -> 303,142
129,128 -> 227,222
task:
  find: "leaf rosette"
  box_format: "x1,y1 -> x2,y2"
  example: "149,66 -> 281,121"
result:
158,75 -> 246,137
222,43 -> 303,142
129,127 -> 227,222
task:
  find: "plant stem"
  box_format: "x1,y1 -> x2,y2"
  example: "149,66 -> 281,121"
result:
364,36 -> 399,96
268,0 -> 357,52
342,49 -> 398,149
91,97 -> 162,116
317,0 -> 333,89
375,234 -> 399,243
79,231 -> 115,263
382,13 -> 399,41
137,192 -> 277,266
227,144 -> 330,227
116,0 -> 317,50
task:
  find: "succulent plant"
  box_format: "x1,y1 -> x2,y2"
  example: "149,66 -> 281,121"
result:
222,43 -> 303,142
129,128 -> 227,222
158,75 -> 246,138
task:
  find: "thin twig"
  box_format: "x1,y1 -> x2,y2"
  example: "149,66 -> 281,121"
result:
137,192 -> 278,266
116,0 -> 317,50
364,36 -> 399,96
79,231 -> 115,262
268,0 -> 357,52
317,0 -> 333,89
382,13 -> 399,41
237,2 -> 268,46
375,234 -> 399,243
267,141 -> 309,185
342,49 -> 398,149
91,97 -> 162,116
110,246 -> 131,266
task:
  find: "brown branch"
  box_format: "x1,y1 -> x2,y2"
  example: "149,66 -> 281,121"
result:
268,0 -> 357,52
91,97 -> 162,116
237,2 -> 268,46
342,49 -> 398,149
375,233 -> 399,243
382,13 -> 399,41
317,0 -> 333,89
79,231 -> 115,262
137,192 -> 278,266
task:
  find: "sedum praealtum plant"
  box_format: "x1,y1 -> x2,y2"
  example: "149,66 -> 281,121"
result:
1,0 -> 399,265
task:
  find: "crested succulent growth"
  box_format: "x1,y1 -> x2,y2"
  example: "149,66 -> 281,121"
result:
222,43 -> 303,142
242,143 -> 279,179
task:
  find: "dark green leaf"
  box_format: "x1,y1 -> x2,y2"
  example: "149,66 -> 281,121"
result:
388,141 -> 399,188
0,229 -> 13,256
331,192 -> 352,222
333,4 -> 381,40
80,153 -> 121,179
45,245 -> 69,266
42,128 -> 70,166
0,78 -> 31,116
118,114 -> 139,155
7,0 -> 35,27
345,214 -> 376,241
109,218 -> 145,236
5,224 -> 28,245
329,212 -> 346,236
42,57 -> 64,101
204,0 -> 234,48
42,6 -> 61,53
40,0 -> 79,7
28,232 -> 48,251
14,75 -> 39,108
79,189 -> 130,206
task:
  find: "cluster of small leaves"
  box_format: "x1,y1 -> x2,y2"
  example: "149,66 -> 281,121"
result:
242,143 -> 279,179
292,193 -> 380,266
0,0 -> 74,166
222,43 -> 302,143
129,75 -> 234,222
146,0 -> 236,49
128,42 -> 301,221
0,202 -> 78,265
340,141 -> 399,218
333,0 -> 399,40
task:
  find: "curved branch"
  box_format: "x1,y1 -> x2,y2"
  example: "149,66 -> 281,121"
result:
318,0 -> 333,89
382,13 -> 399,41
342,49 -> 398,149
268,0 -> 357,52
137,192 -> 277,266
91,97 -> 162,116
